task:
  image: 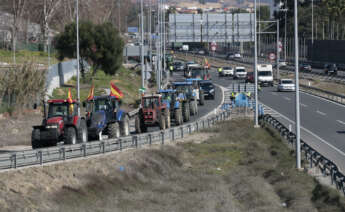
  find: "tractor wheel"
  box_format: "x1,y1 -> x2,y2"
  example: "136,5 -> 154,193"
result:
120,115 -> 130,136
77,119 -> 88,143
186,103 -> 191,121
135,115 -> 147,133
199,90 -> 205,105
108,122 -> 120,139
165,110 -> 171,128
159,115 -> 166,130
65,127 -> 77,145
31,129 -> 41,149
175,109 -> 183,125
182,103 -> 189,122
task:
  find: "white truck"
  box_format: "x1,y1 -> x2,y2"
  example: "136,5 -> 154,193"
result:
257,64 -> 273,86
234,66 -> 247,79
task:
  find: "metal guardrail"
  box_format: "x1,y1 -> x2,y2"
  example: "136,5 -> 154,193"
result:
300,85 -> 345,105
260,114 -> 345,195
0,108 -> 231,170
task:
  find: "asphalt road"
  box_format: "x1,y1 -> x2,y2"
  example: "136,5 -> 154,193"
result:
203,64 -> 345,172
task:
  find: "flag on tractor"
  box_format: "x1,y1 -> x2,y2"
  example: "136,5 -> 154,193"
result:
110,82 -> 124,99
67,88 -> 73,103
87,85 -> 95,101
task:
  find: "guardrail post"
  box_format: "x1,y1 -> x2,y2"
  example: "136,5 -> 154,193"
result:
188,125 -> 191,134
102,141 -> 105,154
171,129 -> 175,141
39,151 -> 43,165
202,119 -> 205,129
12,153 -> 16,169
196,122 -> 199,131
119,139 -> 122,151
134,136 -> 138,148
208,118 -> 210,127
161,131 -> 165,145
149,134 -> 152,145
181,127 -> 184,138
62,147 -> 66,160
82,144 -> 86,157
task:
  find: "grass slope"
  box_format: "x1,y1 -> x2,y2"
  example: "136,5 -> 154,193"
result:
0,49 -> 58,66
0,119 -> 343,211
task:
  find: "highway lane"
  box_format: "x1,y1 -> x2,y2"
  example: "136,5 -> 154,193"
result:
205,65 -> 345,172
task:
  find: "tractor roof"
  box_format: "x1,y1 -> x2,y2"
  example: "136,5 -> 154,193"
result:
158,89 -> 176,93
186,78 -> 202,81
143,94 -> 162,98
173,81 -> 193,86
92,95 -> 118,100
48,99 -> 77,103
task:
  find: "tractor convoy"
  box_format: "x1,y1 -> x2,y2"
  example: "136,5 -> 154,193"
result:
31,59 -> 215,149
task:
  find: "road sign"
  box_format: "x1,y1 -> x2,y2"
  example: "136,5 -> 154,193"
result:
269,53 -> 276,60
278,41 -> 283,53
211,41 -> 217,52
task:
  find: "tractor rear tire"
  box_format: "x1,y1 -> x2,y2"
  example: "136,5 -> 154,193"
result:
109,122 -> 120,138
159,115 -> 166,130
165,110 -> 171,128
77,119 -> 88,143
182,103 -> 190,122
31,129 -> 41,149
65,127 -> 77,145
120,115 -> 130,136
175,109 -> 183,126
199,91 -> 205,105
135,115 -> 147,133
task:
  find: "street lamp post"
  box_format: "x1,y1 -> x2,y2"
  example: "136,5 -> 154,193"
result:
311,0 -> 314,44
140,0 -> 145,89
294,0 -> 301,169
76,0 -> 80,116
254,0 -> 259,128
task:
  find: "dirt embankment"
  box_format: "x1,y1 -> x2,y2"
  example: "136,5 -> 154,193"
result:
0,119 -> 344,212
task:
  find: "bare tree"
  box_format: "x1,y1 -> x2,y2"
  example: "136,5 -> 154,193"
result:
10,0 -> 27,64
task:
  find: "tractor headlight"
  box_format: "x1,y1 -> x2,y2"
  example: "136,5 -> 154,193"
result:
209,89 -> 214,93
46,125 -> 58,129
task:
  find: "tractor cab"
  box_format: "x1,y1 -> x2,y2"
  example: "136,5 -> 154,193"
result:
172,81 -> 194,98
158,89 -> 177,109
46,99 -> 78,125
142,94 -> 164,110
189,66 -> 210,80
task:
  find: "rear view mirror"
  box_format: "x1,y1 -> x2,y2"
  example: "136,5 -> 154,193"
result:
33,103 -> 37,110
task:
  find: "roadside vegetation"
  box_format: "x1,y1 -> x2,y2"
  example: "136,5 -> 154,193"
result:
51,66 -> 141,107
0,49 -> 58,66
0,119 -> 344,211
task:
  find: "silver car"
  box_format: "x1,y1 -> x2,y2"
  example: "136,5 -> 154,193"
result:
277,79 -> 295,92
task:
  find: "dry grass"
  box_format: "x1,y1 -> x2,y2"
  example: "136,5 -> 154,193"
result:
0,119 -> 344,211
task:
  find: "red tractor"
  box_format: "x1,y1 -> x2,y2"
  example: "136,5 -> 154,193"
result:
135,94 -> 170,133
31,99 -> 88,149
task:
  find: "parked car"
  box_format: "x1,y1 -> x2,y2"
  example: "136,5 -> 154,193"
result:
226,52 -> 241,60
277,79 -> 295,92
300,63 -> 312,72
274,60 -> 287,68
199,80 -> 215,99
324,63 -> 337,75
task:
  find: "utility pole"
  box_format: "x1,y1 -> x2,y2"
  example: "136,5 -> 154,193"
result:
149,0 -> 152,69
157,0 -> 161,89
140,0 -> 145,89
276,20 -> 280,80
76,0 -> 80,116
294,0 -> 301,169
311,0 -> 314,44
163,0 -> 166,78
254,0 -> 259,128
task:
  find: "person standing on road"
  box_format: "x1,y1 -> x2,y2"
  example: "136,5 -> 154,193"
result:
218,67 -> 223,77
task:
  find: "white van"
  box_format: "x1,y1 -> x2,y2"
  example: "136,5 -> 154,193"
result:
234,66 -> 247,79
257,64 -> 273,86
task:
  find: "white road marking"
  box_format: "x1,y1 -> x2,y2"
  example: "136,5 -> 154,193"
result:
337,120 -> 345,125
300,103 -> 308,107
260,102 -> 345,157
316,110 -> 326,116
300,90 -> 345,109
284,97 -> 291,101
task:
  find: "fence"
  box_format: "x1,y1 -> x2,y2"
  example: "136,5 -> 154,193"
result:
0,107 -> 231,170
260,114 -> 345,195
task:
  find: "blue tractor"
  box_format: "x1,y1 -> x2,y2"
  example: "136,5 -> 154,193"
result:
172,81 -> 198,117
83,96 -> 130,140
186,78 -> 205,106
158,89 -> 184,125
